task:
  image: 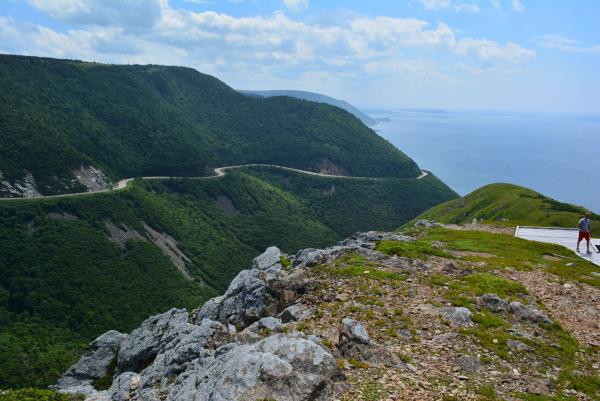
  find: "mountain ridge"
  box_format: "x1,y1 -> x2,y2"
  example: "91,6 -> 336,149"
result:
0,54 -> 416,197
239,89 -> 377,126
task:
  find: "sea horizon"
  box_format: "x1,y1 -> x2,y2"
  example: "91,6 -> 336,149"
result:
371,108 -> 600,214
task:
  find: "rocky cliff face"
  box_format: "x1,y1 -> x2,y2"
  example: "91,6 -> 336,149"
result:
55,225 -> 600,401
54,232 -> 406,401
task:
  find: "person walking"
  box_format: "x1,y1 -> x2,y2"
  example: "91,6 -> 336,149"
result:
577,212 -> 592,254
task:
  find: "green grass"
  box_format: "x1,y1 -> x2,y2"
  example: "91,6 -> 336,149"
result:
424,228 -> 600,289
409,183 -> 598,228
375,240 -> 450,260
0,389 -> 83,401
325,252 -> 407,281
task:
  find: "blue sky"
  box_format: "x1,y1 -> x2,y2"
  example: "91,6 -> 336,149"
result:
1,0 -> 599,112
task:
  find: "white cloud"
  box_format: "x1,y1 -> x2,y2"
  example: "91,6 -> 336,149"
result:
282,0 -> 309,13
417,0 -> 480,13
489,0 -> 501,10
26,0 -> 166,27
0,4 -> 535,94
536,34 -> 600,54
455,38 -> 535,63
512,0 -> 523,12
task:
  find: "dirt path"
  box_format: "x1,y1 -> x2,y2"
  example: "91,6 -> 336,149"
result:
1,164 -> 429,202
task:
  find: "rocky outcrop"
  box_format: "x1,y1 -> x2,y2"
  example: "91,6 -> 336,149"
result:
338,318 -> 400,368
0,170 -> 41,198
438,306 -> 473,327
72,165 -> 109,192
480,293 -> 552,324
56,244 -> 347,401
56,330 -> 127,395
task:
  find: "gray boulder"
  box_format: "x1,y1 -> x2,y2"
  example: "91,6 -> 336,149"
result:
165,333 -> 339,401
279,304 -> 304,323
508,301 -> 552,324
57,330 -> 126,389
414,220 -> 441,229
193,247 -> 286,328
339,318 -> 370,344
257,316 -> 283,332
109,372 -> 141,401
253,246 -> 283,272
480,294 -> 552,325
481,293 -> 509,312
337,319 -> 400,368
507,339 -> 533,352
116,308 -> 189,375
438,307 -> 473,327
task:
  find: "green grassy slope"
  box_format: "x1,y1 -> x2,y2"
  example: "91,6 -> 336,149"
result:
0,168 -> 455,388
0,55 -> 420,195
410,183 -> 599,228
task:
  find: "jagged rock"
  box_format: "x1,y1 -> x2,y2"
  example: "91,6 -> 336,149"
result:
165,333 -> 339,401
109,372 -> 141,401
56,330 -> 126,390
253,246 -> 283,272
481,293 -> 509,312
339,318 -> 370,344
338,319 -> 400,368
507,339 -> 532,352
456,355 -> 480,374
526,378 -> 553,396
116,308 -> 189,375
294,247 -> 344,268
438,307 -> 473,327
480,294 -> 553,324
414,220 -> 441,229
279,304 -> 303,323
508,301 -> 553,324
193,247 -> 286,328
257,316 -> 283,332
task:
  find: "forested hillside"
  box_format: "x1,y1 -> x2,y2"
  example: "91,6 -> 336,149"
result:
0,55 -> 419,196
0,167 -> 455,388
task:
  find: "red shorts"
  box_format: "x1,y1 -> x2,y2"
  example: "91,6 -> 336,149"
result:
578,231 -> 590,241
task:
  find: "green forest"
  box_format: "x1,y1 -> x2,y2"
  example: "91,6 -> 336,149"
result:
0,168 -> 456,388
0,55 -> 420,195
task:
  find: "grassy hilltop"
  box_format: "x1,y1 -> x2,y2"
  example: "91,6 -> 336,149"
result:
410,183 -> 599,228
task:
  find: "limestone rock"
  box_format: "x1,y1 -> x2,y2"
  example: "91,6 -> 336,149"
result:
438,307 -> 473,327
56,330 -> 126,390
116,308 -> 189,375
507,339 -> 533,352
481,293 -> 509,312
193,247 -> 286,328
339,318 -> 370,344
279,304 -> 304,323
165,333 -> 339,401
253,246 -> 283,272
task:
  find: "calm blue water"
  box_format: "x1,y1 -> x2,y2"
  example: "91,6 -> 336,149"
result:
370,109 -> 600,213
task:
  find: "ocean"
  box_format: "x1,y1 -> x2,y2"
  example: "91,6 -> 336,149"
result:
370,109 -> 600,213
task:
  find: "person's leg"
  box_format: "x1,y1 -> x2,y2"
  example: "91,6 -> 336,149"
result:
577,231 -> 582,251
586,235 -> 591,253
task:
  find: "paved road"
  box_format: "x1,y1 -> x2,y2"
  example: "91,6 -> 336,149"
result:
515,226 -> 600,267
1,164 -> 430,202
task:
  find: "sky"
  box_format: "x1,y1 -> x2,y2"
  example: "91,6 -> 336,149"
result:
0,0 -> 599,112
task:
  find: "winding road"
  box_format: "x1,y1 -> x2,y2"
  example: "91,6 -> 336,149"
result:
1,164 -> 429,202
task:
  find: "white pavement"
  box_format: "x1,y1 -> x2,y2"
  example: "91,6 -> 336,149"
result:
515,226 -> 600,267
